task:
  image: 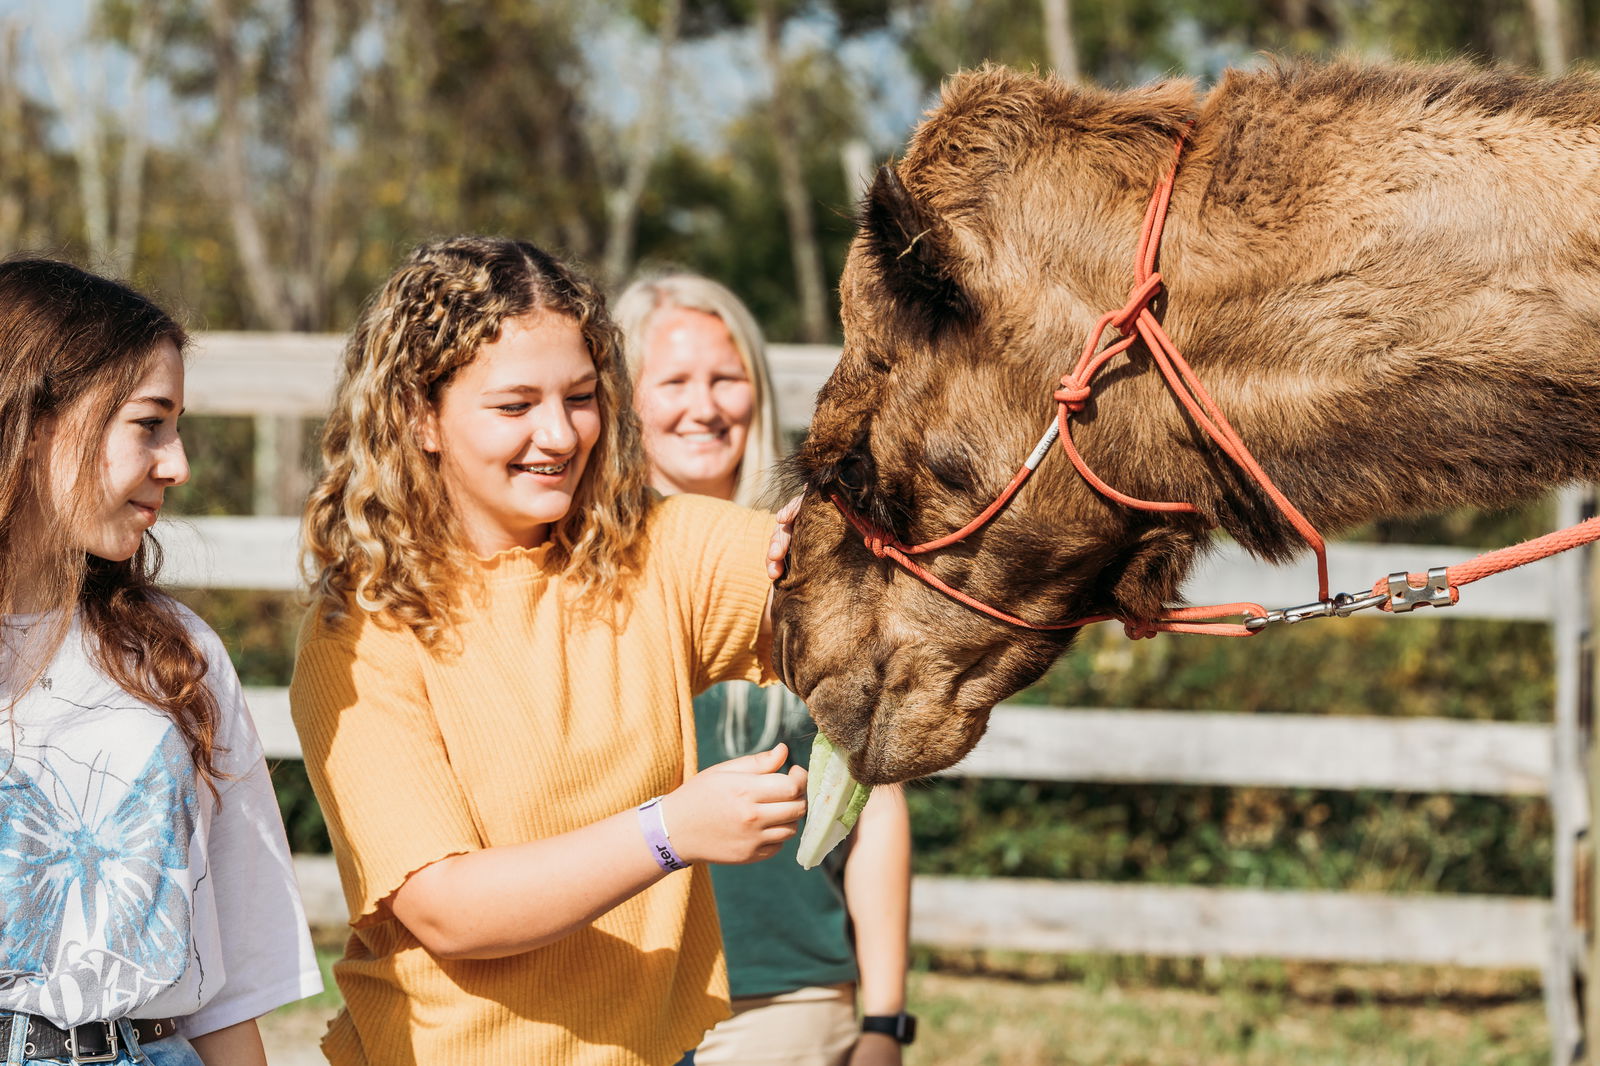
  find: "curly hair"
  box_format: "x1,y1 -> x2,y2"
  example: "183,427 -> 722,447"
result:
0,257 -> 221,789
303,237 -> 653,646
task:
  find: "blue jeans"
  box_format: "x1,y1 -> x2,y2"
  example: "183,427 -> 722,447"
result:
675,1053 -> 696,1066
1,1014 -> 203,1065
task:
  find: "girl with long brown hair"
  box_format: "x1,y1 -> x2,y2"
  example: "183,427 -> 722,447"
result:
0,258 -> 322,1066
292,237 -> 805,1066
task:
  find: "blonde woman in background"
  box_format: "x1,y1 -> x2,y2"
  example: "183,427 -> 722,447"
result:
618,274 -> 915,1066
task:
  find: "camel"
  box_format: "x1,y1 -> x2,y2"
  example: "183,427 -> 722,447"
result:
770,60 -> 1600,785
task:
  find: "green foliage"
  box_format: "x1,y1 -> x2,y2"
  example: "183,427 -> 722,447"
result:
1031,615 -> 1552,722
908,780 -> 1552,895
163,416 -> 255,516
913,499 -> 1559,898
630,53 -> 863,340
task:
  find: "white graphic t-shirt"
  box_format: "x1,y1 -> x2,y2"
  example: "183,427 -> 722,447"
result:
0,606 -> 322,1034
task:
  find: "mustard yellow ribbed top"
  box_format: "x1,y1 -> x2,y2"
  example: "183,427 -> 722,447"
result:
290,494 -> 777,1066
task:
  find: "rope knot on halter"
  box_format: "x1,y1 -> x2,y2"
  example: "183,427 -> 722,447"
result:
864,530 -> 893,558
1110,272 -> 1164,335
1054,376 -> 1092,413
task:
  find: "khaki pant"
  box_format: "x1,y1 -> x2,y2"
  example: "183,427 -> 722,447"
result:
695,983 -> 857,1066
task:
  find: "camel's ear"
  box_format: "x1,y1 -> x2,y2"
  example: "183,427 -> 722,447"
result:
860,164 -> 971,334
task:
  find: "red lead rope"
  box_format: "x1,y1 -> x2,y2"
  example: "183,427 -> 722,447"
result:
833,133 -> 1600,639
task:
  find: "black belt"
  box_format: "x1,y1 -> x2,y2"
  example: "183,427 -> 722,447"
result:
0,1014 -> 178,1063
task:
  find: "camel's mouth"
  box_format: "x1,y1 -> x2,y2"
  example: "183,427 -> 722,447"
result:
801,669 -> 997,785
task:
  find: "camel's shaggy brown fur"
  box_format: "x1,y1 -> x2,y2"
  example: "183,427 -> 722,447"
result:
772,60 -> 1600,784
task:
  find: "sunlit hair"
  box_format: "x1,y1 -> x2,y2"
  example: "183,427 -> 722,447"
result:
304,236 -> 651,647
614,273 -> 783,509
616,273 -> 788,748
0,257 -> 221,788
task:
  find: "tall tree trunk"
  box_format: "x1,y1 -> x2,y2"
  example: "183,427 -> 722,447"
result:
1528,0 -> 1578,75
757,0 -> 829,343
0,21 -> 24,254
206,0 -> 295,330
39,29 -> 111,264
1041,0 -> 1079,83
285,0 -> 333,330
384,0 -> 439,230
38,10 -> 154,275
109,7 -> 157,276
602,0 -> 683,285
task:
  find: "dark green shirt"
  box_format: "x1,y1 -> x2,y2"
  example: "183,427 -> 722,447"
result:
695,681 -> 858,998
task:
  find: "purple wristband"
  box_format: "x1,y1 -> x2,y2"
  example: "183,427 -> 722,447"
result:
637,796 -> 690,872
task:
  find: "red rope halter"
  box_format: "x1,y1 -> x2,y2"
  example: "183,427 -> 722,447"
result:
832,133 -> 1600,639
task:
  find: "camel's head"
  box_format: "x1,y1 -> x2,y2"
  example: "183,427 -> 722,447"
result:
772,68 -> 1207,784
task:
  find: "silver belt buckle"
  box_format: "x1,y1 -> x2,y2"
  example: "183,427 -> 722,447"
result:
67,1020 -> 119,1064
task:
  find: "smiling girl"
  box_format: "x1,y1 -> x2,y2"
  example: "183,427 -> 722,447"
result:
0,258 -> 322,1066
292,237 -> 805,1066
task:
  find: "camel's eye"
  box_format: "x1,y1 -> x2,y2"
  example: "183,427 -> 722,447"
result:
828,448 -> 907,536
834,453 -> 881,519
836,453 -> 871,494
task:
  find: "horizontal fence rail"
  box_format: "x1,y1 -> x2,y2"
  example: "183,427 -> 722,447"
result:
245,688 -> 1552,798
165,515 -> 1564,619
907,878 -> 1551,969
284,828 -> 1553,971
186,332 -> 841,438
178,334 -> 1581,986
281,856 -> 1554,969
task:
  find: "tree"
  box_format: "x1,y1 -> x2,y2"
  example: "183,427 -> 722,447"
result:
658,0 -> 894,342
343,0 -> 606,268
600,0 -> 685,285
1041,0 -> 1080,82
0,19 -> 25,255
202,0 -> 338,330
899,0 -> 1161,90
756,0 -> 831,342
628,41 -> 865,343
33,4 -> 159,275
1528,0 -> 1580,73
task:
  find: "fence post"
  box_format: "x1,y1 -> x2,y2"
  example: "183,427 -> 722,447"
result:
1573,486 -> 1597,1066
252,414 -> 308,516
1553,487 -> 1593,1064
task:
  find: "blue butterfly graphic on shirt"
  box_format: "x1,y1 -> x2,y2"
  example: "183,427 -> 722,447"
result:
0,723 -> 198,998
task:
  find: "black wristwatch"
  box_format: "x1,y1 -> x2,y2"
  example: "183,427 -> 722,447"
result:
861,1012 -> 917,1045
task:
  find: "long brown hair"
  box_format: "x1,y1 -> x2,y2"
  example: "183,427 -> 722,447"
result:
303,236 -> 652,647
0,257 -> 221,786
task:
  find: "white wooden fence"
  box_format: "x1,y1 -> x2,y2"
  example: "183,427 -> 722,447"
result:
179,333 -> 1591,1060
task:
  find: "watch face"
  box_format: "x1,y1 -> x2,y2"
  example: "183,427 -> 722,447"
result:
862,1013 -> 917,1045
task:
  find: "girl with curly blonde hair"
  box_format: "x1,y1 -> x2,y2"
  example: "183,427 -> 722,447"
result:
292,237 -> 805,1066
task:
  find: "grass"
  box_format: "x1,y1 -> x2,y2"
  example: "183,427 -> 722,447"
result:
910,969 -> 1543,1065
905,952 -> 1546,1065
262,949 -> 1548,1066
